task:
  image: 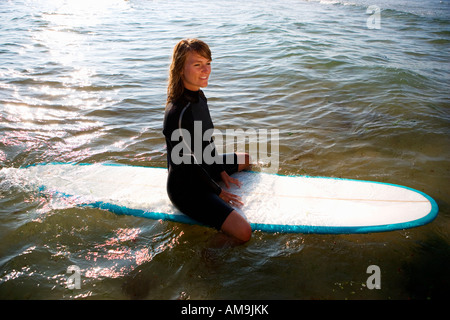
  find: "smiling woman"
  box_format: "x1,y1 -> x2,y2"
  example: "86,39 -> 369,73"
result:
163,39 -> 252,243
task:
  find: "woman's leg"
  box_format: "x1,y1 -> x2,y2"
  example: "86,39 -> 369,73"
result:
219,153 -> 252,242
221,210 -> 252,243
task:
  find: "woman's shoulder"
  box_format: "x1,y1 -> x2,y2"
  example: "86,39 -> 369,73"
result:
165,97 -> 191,121
167,95 -> 186,110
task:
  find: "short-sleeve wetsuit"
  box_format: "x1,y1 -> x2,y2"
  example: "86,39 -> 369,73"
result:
163,89 -> 238,229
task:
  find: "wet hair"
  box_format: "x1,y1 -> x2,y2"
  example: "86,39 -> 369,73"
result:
166,38 -> 212,105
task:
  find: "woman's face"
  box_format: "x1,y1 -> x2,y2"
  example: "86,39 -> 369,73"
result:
182,51 -> 211,91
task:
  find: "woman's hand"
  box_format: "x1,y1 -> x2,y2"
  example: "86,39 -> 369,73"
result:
219,171 -> 243,207
220,171 -> 242,189
219,189 -> 244,208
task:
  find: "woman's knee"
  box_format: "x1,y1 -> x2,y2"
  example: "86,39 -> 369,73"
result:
236,152 -> 251,172
221,210 -> 252,243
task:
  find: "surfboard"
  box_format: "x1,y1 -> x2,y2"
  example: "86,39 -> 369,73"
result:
7,163 -> 438,234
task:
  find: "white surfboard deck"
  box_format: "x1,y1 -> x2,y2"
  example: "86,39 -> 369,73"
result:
7,163 -> 438,234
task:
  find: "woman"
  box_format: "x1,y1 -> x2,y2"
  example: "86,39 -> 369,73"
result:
163,39 -> 252,243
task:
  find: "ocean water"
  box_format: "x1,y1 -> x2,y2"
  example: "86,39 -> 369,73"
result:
0,0 -> 449,300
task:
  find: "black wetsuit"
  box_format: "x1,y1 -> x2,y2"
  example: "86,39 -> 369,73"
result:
162,89 -> 238,229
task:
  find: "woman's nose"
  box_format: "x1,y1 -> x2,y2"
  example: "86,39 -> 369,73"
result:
202,65 -> 211,74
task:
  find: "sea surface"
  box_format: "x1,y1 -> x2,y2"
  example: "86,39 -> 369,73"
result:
0,0 -> 449,300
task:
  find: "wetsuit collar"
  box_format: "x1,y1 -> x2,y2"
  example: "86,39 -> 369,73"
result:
183,88 -> 205,103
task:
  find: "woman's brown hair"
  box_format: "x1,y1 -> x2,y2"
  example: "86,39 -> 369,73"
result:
166,38 -> 212,105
